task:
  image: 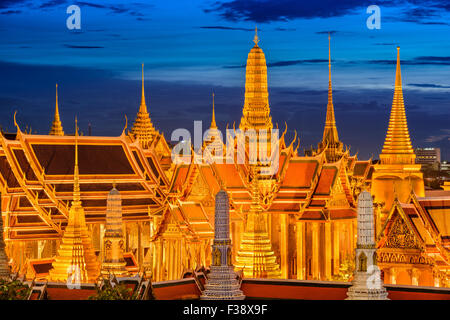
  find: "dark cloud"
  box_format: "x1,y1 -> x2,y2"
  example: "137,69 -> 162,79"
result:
315,30 -> 339,35
0,9 -> 22,14
408,83 -> 450,89
199,26 -> 255,31
74,1 -> 152,15
204,0 -> 450,23
274,27 -> 296,31
39,0 -> 67,9
0,0 -> 29,10
368,56 -> 450,66
63,44 -> 104,49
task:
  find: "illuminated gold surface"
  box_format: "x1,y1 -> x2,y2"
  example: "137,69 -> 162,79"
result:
239,27 -> 272,131
316,34 -> 344,162
372,47 -> 424,213
131,64 -> 157,148
49,83 -> 64,136
48,120 -> 99,283
235,168 -> 281,278
380,47 -> 415,165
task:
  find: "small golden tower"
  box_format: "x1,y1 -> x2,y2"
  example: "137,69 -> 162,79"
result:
48,118 -> 99,283
203,92 -> 223,158
49,84 -> 65,136
316,34 -> 343,162
131,64 -> 157,148
372,47 -> 424,220
100,185 -> 128,277
239,27 -> 273,131
235,166 -> 281,278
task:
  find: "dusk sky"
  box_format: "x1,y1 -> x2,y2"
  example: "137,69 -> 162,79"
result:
0,0 -> 449,159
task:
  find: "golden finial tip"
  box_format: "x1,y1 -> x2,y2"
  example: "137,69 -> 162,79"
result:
253,25 -> 259,45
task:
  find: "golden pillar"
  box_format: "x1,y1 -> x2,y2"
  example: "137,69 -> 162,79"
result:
280,214 -> 289,278
296,221 -> 305,280
332,221 -> 340,276
324,222 -> 332,280
311,223 -> 320,280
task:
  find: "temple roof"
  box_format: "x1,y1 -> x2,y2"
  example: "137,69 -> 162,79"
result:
0,131 -> 169,240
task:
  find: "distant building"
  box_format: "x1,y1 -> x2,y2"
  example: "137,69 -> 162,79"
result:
441,161 -> 450,173
415,147 -> 441,170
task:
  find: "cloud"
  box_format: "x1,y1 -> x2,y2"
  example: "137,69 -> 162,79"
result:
0,9 -> 22,14
368,56 -> 450,66
204,0 -> 450,23
203,0 -> 376,22
199,26 -> 255,31
425,129 -> 450,143
39,0 -> 67,9
74,1 -> 153,15
274,27 -> 296,31
0,0 -> 29,10
408,83 -> 450,89
63,44 -> 104,49
315,30 -> 339,35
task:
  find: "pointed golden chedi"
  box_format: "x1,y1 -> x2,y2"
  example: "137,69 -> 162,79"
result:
239,27 -> 273,131
49,118 -> 99,283
235,167 -> 281,278
317,34 -> 343,162
203,92 -> 223,157
131,64 -> 157,148
49,84 -> 65,136
371,47 -> 424,224
380,47 -> 415,165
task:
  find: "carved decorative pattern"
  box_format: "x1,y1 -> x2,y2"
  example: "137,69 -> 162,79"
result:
385,215 -> 421,249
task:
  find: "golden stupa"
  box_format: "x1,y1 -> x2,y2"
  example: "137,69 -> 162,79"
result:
49,84 -> 64,136
48,118 -> 99,283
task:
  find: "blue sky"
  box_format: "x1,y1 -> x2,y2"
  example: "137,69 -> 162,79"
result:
0,0 -> 449,159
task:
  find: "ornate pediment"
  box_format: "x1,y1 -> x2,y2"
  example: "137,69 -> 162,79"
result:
384,214 -> 421,250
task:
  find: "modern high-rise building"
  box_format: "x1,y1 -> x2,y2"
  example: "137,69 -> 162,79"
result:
415,147 -> 441,170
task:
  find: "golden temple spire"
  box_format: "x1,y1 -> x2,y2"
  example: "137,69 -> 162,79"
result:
211,91 -> 217,129
131,64 -> 157,149
239,28 -> 273,131
253,25 -> 259,46
49,83 -> 65,136
140,63 -> 147,113
380,47 -> 415,164
48,117 -> 99,283
235,166 -> 281,278
317,34 -> 343,162
73,117 -> 80,205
